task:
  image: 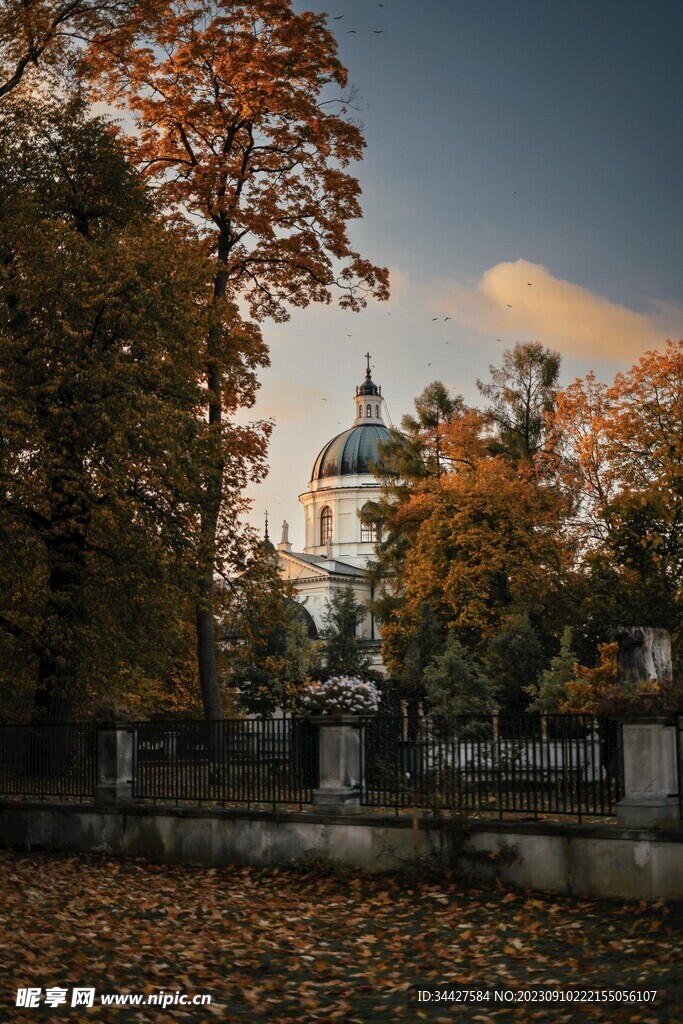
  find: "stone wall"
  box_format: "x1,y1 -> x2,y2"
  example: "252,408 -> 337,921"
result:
1,801 -> 682,901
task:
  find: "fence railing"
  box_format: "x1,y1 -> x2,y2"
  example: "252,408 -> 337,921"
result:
131,717 -> 318,809
0,723 -> 96,801
360,713 -> 622,820
0,713 -> 624,819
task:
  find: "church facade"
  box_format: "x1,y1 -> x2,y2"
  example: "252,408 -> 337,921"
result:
276,358 -> 390,672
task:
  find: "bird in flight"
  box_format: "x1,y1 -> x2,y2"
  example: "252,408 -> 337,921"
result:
347,29 -> 357,33
427,362 -> 432,366
333,14 -> 343,19
507,304 -> 513,308
321,398 -> 327,402
527,282 -> 532,286
444,316 -> 451,321
431,317 -> 439,321
373,30 -> 383,34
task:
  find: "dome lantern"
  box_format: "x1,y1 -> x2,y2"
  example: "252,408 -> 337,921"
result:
311,355 -> 389,481
353,352 -> 384,426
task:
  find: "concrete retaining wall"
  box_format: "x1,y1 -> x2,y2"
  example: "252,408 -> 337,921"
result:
1,801 -> 682,901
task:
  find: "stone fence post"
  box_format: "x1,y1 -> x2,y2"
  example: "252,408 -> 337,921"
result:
310,715 -> 362,814
617,716 -> 679,827
94,725 -> 135,804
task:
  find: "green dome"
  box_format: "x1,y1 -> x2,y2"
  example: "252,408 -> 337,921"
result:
311,424 -> 390,481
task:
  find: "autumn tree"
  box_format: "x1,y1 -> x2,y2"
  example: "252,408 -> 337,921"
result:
542,371 -> 615,546
0,97 -> 268,718
0,0 -> 163,99
364,383 -> 465,635
86,0 -> 389,719
558,643 -> 618,715
477,342 -> 561,463
547,342 -> 683,647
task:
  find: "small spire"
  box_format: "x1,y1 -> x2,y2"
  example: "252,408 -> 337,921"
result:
264,510 -> 269,543
365,351 -> 372,376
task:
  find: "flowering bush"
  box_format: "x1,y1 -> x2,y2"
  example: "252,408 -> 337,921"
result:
301,676 -> 380,715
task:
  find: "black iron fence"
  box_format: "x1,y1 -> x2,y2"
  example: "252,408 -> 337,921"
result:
0,723 -> 96,801
361,713 -> 622,820
0,713 -> 625,820
131,717 -> 318,809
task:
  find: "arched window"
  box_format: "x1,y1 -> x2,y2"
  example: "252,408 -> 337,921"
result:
366,403 -> 371,418
359,404 -> 363,417
375,404 -> 380,418
360,503 -> 380,543
320,506 -> 333,545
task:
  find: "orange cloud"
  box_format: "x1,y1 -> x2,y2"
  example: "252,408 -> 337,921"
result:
429,259 -> 679,360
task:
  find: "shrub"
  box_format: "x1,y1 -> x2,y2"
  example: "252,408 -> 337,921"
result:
301,676 -> 380,715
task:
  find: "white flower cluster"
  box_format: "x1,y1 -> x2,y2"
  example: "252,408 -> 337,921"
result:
301,676 -> 380,715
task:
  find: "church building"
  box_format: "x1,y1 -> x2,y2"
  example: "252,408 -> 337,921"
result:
276,357 -> 391,672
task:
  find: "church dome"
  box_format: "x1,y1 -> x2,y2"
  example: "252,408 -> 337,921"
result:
311,423 -> 390,481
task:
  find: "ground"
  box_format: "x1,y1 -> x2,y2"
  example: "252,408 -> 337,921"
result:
0,851 -> 680,1022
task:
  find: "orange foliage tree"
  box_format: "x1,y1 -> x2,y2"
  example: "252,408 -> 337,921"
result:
558,642 -> 618,714
381,411 -> 571,678
0,0 -> 164,99
548,341 -> 683,641
87,0 -> 389,718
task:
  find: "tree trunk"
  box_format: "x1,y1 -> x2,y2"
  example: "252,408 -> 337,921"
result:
194,236 -> 230,721
196,517 -> 223,721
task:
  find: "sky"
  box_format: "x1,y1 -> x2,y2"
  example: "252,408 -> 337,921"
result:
246,0 -> 683,550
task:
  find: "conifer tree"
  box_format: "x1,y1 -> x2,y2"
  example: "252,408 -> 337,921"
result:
477,342 -> 560,463
486,612 -> 545,715
219,540 -> 321,715
321,585 -> 372,678
423,636 -> 498,735
526,627 -> 576,713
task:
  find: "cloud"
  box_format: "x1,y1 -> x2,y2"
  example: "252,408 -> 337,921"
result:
428,259 -> 680,361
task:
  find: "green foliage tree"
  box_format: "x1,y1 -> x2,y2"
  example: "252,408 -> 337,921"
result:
526,627 -> 576,713
423,636 -> 498,735
486,612 -> 545,715
477,342 -> 561,463
393,600 -> 444,702
390,381 -> 465,481
219,540 -> 321,716
0,97 -> 268,718
321,585 -> 372,678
